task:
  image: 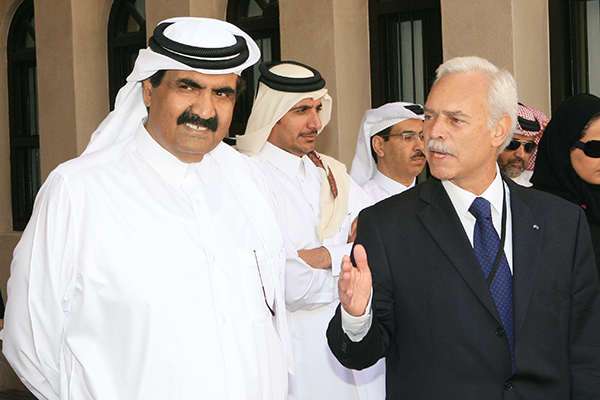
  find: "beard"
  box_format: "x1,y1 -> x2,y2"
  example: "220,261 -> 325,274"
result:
500,157 -> 525,178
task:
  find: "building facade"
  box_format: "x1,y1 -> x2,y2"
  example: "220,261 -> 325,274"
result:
0,0 -> 559,391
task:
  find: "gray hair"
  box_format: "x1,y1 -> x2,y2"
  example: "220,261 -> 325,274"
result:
434,56 -> 518,152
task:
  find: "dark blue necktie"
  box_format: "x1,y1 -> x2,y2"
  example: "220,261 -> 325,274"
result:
469,197 -> 514,369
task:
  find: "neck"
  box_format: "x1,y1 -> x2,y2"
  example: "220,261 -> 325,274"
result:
377,164 -> 416,187
450,164 -> 498,196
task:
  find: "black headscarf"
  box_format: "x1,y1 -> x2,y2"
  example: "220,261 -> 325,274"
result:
531,93 -> 600,224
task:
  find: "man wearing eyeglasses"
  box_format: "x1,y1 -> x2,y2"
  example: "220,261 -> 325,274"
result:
497,102 -> 547,187
350,102 -> 426,202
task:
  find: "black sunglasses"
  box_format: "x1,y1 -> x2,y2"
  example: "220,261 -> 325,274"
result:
505,139 -> 537,153
573,140 -> 600,158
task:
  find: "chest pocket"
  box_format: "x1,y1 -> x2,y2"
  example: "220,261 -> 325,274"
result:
236,248 -> 276,324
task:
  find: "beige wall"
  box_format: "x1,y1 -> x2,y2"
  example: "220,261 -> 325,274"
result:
0,233 -> 21,390
441,0 -> 551,116
512,0 -> 551,116
145,0 -> 227,31
280,0 -> 371,167
0,0 -> 554,392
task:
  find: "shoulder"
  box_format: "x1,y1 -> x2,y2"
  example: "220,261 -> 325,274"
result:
360,177 -> 435,223
52,138 -> 136,181
508,177 -> 582,215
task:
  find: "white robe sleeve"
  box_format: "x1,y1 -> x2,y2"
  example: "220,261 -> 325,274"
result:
324,178 -> 374,275
3,171 -> 78,400
283,241 -> 339,312
284,176 -> 373,312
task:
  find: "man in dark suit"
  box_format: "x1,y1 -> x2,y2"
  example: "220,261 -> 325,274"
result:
327,56 -> 600,399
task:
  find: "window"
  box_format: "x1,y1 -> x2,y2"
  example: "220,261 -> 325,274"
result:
8,0 -> 38,231
108,0 -> 146,109
227,0 -> 281,140
368,0 -> 442,108
549,0 -> 600,110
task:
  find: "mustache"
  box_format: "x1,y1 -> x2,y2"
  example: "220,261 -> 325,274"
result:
507,157 -> 525,165
427,138 -> 455,156
412,150 -> 426,160
299,129 -> 318,137
177,108 -> 218,132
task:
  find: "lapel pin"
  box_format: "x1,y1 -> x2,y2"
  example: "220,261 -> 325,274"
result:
533,224 -> 539,230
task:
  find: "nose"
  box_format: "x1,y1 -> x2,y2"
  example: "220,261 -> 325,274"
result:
414,133 -> 425,150
307,109 -> 323,131
513,142 -> 527,158
191,91 -> 217,119
424,117 -> 444,141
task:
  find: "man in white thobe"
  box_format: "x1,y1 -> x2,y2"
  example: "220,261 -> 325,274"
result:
2,18 -> 293,400
350,102 -> 426,202
236,61 -> 384,400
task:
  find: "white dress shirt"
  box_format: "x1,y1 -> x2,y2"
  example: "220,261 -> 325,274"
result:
361,170 -> 415,203
3,126 -> 291,400
343,167 -> 513,340
510,169 -> 533,187
255,141 -> 384,400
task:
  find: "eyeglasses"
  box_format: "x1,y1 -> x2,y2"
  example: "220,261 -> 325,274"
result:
505,139 -> 537,153
573,140 -> 600,158
380,132 -> 424,143
254,250 -> 275,316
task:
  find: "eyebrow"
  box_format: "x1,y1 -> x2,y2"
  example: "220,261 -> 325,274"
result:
291,104 -> 319,112
178,78 -> 202,89
424,107 -> 469,119
177,78 -> 236,95
399,130 -> 423,135
443,110 -> 469,119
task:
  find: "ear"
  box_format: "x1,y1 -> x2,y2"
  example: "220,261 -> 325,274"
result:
491,114 -> 512,148
372,135 -> 386,158
142,78 -> 153,108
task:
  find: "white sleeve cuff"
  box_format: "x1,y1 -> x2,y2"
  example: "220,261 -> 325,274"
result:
325,243 -> 353,276
340,289 -> 373,342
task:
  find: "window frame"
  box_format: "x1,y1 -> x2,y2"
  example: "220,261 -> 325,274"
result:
8,0 -> 39,231
107,0 -> 146,109
368,0 -> 442,108
226,0 -> 281,140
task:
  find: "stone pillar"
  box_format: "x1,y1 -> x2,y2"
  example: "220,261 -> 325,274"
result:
441,0 -> 550,115
145,0 -> 228,32
279,0 -> 371,166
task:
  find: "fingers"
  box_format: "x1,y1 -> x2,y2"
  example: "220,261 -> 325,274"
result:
339,255 -> 353,293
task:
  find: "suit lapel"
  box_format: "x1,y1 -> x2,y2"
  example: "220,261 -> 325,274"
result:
506,179 -> 543,335
417,178 -> 502,323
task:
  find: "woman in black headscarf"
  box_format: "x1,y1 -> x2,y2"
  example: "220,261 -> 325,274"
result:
531,93 -> 600,276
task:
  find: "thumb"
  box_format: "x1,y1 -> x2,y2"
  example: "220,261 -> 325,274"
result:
353,244 -> 368,271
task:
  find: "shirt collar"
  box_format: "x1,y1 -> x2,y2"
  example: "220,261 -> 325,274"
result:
442,165 -> 506,220
134,124 -> 223,191
260,141 -> 304,180
372,170 -> 414,195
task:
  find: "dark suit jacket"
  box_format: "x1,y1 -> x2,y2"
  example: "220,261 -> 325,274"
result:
327,176 -> 600,399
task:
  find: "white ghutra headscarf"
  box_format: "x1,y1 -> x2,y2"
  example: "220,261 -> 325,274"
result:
350,102 -> 424,186
84,17 -> 260,155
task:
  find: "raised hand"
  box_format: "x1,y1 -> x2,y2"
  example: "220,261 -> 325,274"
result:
338,244 -> 372,317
